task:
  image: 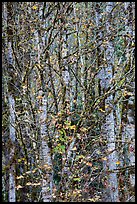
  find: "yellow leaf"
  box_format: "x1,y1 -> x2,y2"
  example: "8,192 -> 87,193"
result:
25,171 -> 31,174
123,91 -> 128,96
22,85 -> 27,89
18,159 -> 22,163
32,5 -> 37,10
37,95 -> 43,99
88,198 -> 95,202
126,34 -> 132,38
83,24 -> 87,29
41,164 -> 52,170
124,91 -> 133,97
18,158 -> 26,163
101,157 -> 107,161
32,169 -> 37,173
36,63 -> 42,69
70,125 -> 76,130
16,185 -> 23,190
99,108 -> 105,113
88,195 -> 100,202
72,146 -> 77,151
90,22 -> 94,26
33,182 -> 41,186
80,127 -> 87,132
37,109 -> 43,113
116,161 -> 121,165
103,40 -> 109,45
26,182 -> 32,186
16,175 -> 24,180
131,42 -> 135,47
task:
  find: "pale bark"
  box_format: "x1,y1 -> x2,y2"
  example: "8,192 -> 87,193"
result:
62,29 -> 70,103
8,42 -> 16,203
123,3 -> 135,200
73,3 -> 85,109
39,93 -> 53,202
2,2 -> 135,202
8,95 -> 16,202
5,2 -> 16,201
95,3 -> 108,201
39,5 -> 53,201
105,2 -> 119,202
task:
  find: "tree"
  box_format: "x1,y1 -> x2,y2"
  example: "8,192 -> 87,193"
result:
2,2 -> 135,202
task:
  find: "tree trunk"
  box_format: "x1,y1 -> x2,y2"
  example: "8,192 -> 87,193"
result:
8,94 -> 16,202
104,2 -> 119,202
6,2 -> 16,201
39,92 -> 53,202
73,3 -> 85,110
122,2 -> 135,201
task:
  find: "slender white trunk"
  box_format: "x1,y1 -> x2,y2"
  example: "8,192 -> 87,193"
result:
105,2 -> 119,202
95,4 -> 109,201
3,3 -> 16,201
124,2 -> 135,197
37,7 -> 54,199
8,94 -> 16,202
39,93 -> 53,202
6,3 -> 16,199
73,3 -> 85,109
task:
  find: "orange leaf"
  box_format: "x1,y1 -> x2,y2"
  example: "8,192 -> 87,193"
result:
86,162 -> 93,167
37,95 -> 43,99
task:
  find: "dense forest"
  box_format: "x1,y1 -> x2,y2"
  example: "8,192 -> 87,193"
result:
2,2 -> 135,202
